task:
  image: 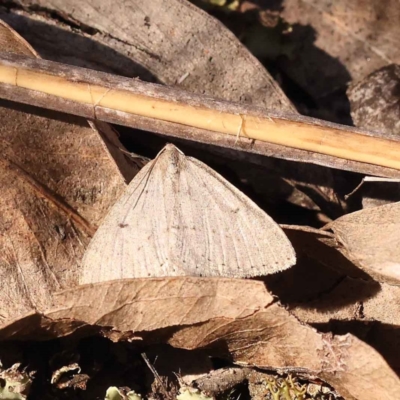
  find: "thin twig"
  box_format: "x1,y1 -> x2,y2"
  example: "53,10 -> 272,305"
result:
0,53 -> 399,176
141,353 -> 171,400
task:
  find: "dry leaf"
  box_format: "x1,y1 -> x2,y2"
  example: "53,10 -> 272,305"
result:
1,276 -> 399,399
81,144 -> 295,282
0,20 -> 133,323
0,277 -> 273,340
347,64 -> 400,136
291,277 -> 400,326
51,277 -> 273,331
283,225 -> 368,277
14,0 -> 295,112
279,0 -> 400,99
289,277 -> 400,376
264,225 -> 368,305
327,202 -> 400,284
168,304 -> 400,400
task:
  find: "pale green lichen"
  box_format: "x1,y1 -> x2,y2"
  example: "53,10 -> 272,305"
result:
264,375 -> 307,400
105,386 -> 142,400
177,386 -> 214,400
0,364 -> 33,400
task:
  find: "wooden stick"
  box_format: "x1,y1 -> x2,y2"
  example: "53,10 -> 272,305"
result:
0,52 -> 399,174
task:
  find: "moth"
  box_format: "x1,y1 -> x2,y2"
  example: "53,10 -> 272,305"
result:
80,144 -> 295,283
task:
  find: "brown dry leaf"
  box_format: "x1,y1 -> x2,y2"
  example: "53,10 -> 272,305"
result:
347,64 -> 400,136
327,202 -> 400,284
264,225 -> 370,305
1,277 -> 399,399
0,21 -> 134,323
345,176 -> 400,210
0,277 -> 273,340
169,304 -> 400,400
50,277 -> 273,331
291,277 -> 400,326
13,0 -> 294,112
290,277 -> 400,376
283,225 -> 368,278
266,225 -> 400,379
279,0 -> 400,99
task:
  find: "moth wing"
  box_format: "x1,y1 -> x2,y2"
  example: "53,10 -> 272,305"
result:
81,145 -> 296,283
80,158 -> 183,284
168,156 -> 296,277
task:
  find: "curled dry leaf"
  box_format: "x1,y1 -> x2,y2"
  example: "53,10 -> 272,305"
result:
327,202 -> 400,284
81,144 -> 296,282
50,362 -> 89,390
0,20 -> 133,323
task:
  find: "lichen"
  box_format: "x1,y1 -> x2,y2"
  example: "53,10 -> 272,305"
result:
0,364 -> 33,400
105,386 -> 142,400
177,386 -> 214,400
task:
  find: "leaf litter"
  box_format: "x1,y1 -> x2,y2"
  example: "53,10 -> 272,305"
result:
0,20 -> 132,324
0,4 -> 400,400
1,142 -> 400,398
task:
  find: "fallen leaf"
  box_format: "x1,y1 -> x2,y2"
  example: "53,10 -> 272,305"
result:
327,202 -> 400,284
14,0 -> 295,112
279,0 -> 400,99
264,225 -> 370,305
49,277 -> 273,332
168,304 -> 400,400
1,276 -> 399,399
0,20 -> 134,323
283,225 -> 368,278
345,176 -> 400,210
347,64 -> 400,136
289,277 -> 400,376
0,277 -> 273,340
290,277 -> 400,326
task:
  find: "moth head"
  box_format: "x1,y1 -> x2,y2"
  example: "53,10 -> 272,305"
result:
157,143 -> 185,176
